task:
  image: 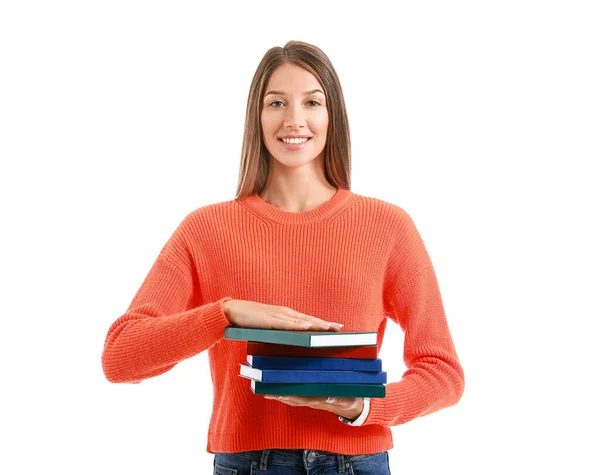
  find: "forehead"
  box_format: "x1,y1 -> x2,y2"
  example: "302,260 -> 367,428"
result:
264,64 -> 323,94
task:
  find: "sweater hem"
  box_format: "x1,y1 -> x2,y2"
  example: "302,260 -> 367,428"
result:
206,430 -> 394,456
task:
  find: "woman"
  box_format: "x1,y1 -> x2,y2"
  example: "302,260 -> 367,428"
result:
102,40 -> 465,475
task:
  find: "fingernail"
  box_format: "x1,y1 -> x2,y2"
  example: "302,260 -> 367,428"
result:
326,397 -> 336,403
302,323 -> 312,328
330,323 -> 344,328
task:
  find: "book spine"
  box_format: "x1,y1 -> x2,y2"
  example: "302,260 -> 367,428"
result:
252,381 -> 386,398
248,355 -> 382,372
256,369 -> 387,384
226,327 -> 311,346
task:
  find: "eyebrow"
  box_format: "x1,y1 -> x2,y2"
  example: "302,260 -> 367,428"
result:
264,89 -> 325,97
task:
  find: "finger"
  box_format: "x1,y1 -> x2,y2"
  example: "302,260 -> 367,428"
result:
283,396 -> 317,405
271,313 -> 338,331
264,395 -> 314,407
325,396 -> 355,407
278,307 -> 341,327
266,316 -> 320,330
268,396 -> 301,406
264,394 -> 290,400
283,310 -> 344,331
300,314 -> 344,330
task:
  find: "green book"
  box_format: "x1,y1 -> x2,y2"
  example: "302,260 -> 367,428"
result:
250,380 -> 386,398
224,327 -> 377,348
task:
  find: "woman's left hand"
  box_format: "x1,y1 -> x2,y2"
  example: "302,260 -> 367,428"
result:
264,394 -> 363,420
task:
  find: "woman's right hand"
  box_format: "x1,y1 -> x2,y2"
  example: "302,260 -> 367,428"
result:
223,299 -> 343,332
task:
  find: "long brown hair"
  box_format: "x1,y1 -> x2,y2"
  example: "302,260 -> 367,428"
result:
234,40 -> 352,200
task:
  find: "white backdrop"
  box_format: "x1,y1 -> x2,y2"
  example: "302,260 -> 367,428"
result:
1,1 -> 598,474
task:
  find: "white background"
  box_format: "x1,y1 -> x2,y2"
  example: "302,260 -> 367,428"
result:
1,1 -> 598,474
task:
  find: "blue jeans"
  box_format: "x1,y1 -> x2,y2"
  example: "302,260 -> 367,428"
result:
213,448 -> 391,474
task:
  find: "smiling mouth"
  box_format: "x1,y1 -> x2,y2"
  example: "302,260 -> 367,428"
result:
278,137 -> 312,143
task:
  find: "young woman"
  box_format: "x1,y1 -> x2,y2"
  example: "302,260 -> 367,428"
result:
102,40 -> 465,475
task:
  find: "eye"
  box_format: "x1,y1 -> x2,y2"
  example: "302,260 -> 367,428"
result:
267,100 -> 322,108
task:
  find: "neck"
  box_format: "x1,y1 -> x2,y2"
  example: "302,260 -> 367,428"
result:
259,184 -> 338,213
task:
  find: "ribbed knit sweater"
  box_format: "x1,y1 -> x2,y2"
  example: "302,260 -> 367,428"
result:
101,187 -> 465,455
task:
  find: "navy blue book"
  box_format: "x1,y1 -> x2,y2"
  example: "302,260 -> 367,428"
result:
239,363 -> 387,384
247,354 -> 382,372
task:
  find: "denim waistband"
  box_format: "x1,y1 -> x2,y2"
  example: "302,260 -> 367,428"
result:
215,448 -> 385,472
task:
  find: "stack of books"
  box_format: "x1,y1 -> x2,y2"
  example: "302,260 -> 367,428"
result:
223,327 -> 387,398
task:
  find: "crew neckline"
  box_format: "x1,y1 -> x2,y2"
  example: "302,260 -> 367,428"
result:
238,187 -> 355,225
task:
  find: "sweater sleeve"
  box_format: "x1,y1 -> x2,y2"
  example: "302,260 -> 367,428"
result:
101,214 -> 233,384
362,209 -> 465,427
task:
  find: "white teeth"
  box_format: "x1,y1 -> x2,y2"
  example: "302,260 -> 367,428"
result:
281,137 -> 309,144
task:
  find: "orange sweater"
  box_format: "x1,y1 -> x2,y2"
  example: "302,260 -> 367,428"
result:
101,187 -> 464,455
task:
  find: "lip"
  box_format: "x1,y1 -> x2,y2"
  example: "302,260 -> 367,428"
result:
277,135 -> 313,139
278,136 -> 312,151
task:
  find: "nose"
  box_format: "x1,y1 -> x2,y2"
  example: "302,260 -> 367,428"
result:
283,102 -> 306,127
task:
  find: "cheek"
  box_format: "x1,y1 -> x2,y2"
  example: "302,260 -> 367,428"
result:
261,118 -> 275,141
314,112 -> 328,133
260,112 -> 271,129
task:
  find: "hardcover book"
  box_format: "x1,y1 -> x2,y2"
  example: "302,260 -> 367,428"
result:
246,354 -> 383,372
239,363 -> 387,384
250,380 -> 386,398
246,341 -> 379,359
225,327 -> 377,347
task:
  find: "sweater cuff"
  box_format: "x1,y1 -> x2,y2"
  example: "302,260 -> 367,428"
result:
352,397 -> 371,426
361,393 -> 387,426
201,297 -> 234,343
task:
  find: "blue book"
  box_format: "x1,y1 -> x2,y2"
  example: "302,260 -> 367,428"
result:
239,363 -> 387,384
247,354 -> 382,372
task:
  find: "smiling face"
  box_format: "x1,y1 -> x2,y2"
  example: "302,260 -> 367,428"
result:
260,63 -> 329,168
